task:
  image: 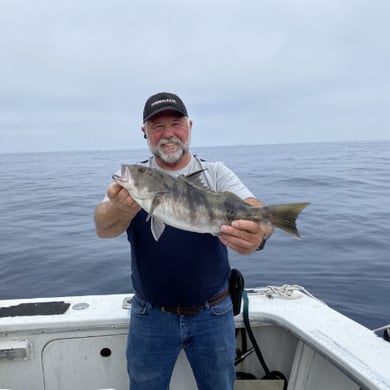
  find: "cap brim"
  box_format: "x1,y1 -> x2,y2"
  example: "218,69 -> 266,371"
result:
143,106 -> 187,122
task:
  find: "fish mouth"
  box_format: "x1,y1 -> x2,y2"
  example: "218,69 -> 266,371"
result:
112,173 -> 124,183
112,164 -> 131,185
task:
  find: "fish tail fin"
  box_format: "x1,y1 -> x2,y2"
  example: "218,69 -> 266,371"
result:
266,202 -> 310,238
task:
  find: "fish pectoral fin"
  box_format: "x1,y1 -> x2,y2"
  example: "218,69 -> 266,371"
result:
145,194 -> 164,222
178,169 -> 210,191
151,217 -> 166,241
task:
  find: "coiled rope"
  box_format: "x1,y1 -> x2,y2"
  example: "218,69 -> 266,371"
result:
256,284 -> 320,300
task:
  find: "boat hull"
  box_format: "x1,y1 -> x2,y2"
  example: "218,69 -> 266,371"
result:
1,289 -> 389,390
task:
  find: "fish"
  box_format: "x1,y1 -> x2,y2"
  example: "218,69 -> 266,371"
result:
112,164 -> 310,241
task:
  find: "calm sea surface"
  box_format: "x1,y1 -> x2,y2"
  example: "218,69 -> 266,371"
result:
0,141 -> 389,330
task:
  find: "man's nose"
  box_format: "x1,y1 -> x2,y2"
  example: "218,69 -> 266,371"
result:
162,125 -> 175,137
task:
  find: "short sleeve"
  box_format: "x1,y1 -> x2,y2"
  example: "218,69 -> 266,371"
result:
204,161 -> 255,199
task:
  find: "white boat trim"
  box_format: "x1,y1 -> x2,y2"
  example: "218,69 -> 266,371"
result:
1,287 -> 390,390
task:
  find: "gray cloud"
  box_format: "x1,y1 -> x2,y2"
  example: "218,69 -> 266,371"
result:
1,0 -> 389,152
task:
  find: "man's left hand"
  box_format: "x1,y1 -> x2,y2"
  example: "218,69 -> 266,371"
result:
219,220 -> 266,255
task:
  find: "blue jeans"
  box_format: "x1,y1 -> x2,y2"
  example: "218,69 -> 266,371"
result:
126,294 -> 236,390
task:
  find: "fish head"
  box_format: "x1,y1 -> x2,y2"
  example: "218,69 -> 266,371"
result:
112,164 -> 167,199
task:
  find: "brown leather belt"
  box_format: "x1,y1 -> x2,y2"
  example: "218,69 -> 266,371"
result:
160,288 -> 230,316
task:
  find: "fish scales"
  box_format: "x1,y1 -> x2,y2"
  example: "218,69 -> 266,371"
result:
112,164 -> 309,241
170,178 -> 221,229
159,181 -> 207,227
169,178 -> 244,229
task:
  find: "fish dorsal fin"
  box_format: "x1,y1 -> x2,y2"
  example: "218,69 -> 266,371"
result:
178,169 -> 210,191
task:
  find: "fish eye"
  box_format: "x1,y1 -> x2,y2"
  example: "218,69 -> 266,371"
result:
137,167 -> 146,173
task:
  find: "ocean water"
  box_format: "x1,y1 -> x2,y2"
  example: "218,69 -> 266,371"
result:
0,140 -> 389,330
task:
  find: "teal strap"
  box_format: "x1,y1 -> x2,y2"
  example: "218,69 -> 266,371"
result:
242,290 -> 270,376
241,290 -> 288,389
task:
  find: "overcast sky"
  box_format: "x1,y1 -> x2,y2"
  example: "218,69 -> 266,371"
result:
1,0 -> 389,153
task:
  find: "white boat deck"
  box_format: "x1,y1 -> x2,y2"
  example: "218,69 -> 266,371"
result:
1,288 -> 390,390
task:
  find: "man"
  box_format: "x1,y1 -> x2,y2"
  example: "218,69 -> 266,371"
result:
94,92 -> 272,390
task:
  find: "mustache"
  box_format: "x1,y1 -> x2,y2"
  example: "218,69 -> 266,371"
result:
158,136 -> 184,147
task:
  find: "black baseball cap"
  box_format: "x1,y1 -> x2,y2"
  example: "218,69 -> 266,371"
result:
143,92 -> 188,122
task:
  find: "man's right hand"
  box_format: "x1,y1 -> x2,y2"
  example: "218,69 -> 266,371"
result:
94,184 -> 141,238
107,183 -> 140,213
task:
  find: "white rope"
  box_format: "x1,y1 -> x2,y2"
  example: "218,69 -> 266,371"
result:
256,284 -> 320,300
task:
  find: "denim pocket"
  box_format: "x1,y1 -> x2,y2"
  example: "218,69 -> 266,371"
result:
210,296 -> 233,316
131,295 -> 149,315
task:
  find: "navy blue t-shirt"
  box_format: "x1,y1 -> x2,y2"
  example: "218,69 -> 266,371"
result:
127,209 -> 230,307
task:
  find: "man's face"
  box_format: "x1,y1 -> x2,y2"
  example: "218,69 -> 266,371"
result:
143,112 -> 192,165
